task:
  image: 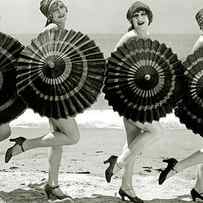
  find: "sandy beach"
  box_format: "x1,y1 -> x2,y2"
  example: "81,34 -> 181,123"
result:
0,125 -> 203,202
1,0 -> 203,202
0,30 -> 200,202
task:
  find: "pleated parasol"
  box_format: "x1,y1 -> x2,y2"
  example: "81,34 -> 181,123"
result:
175,47 -> 203,136
16,28 -> 106,118
0,32 -> 26,124
0,32 -> 24,71
0,68 -> 26,124
103,37 -> 185,123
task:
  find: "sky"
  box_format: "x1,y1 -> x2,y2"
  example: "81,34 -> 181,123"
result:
0,0 -> 203,34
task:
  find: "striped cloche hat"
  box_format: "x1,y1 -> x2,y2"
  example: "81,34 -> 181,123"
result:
40,0 -> 67,17
126,1 -> 153,25
195,8 -> 203,28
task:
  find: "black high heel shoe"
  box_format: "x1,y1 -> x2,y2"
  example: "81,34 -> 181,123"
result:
5,137 -> 26,163
104,155 -> 118,183
119,188 -> 144,203
44,184 -> 73,200
158,158 -> 178,185
191,188 -> 203,202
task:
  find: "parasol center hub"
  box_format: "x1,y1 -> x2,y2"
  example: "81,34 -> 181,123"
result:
47,60 -> 55,69
144,74 -> 151,81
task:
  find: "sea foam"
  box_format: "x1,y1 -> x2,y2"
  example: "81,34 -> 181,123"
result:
10,109 -> 186,129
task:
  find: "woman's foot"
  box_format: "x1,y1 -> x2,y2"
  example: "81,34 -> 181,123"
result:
158,158 -> 178,185
104,155 -> 119,183
118,187 -> 143,203
5,137 -> 26,163
191,188 -> 203,202
44,184 -> 73,201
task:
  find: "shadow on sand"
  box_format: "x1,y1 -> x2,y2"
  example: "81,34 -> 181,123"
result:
0,188 -> 195,203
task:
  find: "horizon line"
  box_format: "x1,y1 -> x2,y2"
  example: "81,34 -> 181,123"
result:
12,32 -> 199,35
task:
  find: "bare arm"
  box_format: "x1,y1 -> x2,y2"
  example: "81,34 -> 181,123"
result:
192,36 -> 203,52
42,23 -> 58,32
114,31 -> 137,51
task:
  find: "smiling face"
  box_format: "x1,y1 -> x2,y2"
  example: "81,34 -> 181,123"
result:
48,1 -> 68,25
131,9 -> 149,33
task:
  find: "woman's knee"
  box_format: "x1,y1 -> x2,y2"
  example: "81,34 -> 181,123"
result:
61,118 -> 80,144
0,124 -> 11,142
68,131 -> 80,145
50,117 -> 80,145
61,124 -> 80,145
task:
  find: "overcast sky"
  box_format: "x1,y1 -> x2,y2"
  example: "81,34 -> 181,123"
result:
0,0 -> 203,34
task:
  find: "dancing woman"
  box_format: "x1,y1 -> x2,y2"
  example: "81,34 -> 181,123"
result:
5,0 -> 80,200
158,8 -> 203,202
104,2 -> 155,203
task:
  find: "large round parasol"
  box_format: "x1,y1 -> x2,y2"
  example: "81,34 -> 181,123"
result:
0,32 -> 24,71
0,68 -> 26,124
103,37 -> 185,123
16,28 -> 106,118
0,32 -> 26,124
175,47 -> 203,136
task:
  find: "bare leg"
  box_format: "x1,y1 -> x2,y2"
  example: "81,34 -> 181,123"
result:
115,118 -> 141,169
116,118 -> 155,169
164,149 -> 203,181
48,146 -> 63,186
0,123 -> 11,142
121,158 -> 137,196
10,118 -> 80,156
115,118 -> 152,200
194,164 -> 203,193
175,150 -> 203,171
6,117 -> 80,199
47,145 -> 68,197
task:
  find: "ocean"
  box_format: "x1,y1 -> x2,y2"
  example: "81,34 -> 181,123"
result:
10,33 -> 198,129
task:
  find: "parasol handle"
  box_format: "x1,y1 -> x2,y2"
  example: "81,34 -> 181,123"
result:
47,60 -> 55,69
144,74 -> 151,81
